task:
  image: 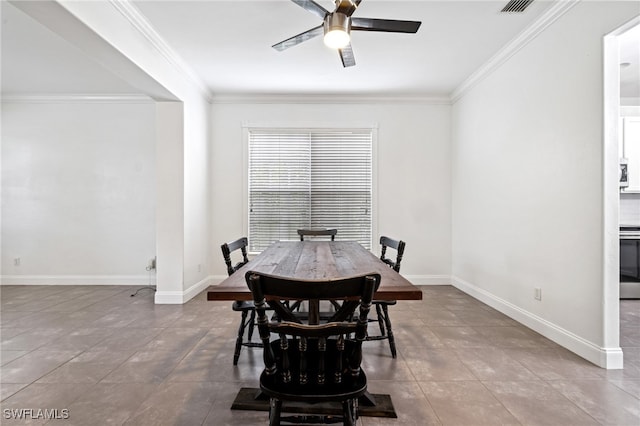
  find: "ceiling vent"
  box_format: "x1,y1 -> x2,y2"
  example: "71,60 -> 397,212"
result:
501,0 -> 534,13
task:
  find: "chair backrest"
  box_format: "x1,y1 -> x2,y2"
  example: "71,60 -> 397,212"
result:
221,237 -> 249,276
246,271 -> 380,386
297,228 -> 338,241
379,236 -> 406,273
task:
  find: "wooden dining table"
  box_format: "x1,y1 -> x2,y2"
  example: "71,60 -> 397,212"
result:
207,240 -> 423,303
207,240 -> 422,419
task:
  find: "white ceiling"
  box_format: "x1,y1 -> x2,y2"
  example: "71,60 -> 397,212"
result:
1,0 -> 638,100
1,1 -> 139,95
131,0 -> 553,97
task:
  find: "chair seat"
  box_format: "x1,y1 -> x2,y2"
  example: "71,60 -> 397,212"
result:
232,300 -> 256,311
260,339 -> 367,403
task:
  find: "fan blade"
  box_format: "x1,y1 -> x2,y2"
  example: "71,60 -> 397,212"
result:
339,43 -> 356,67
272,25 -> 324,51
291,0 -> 329,20
351,17 -> 421,33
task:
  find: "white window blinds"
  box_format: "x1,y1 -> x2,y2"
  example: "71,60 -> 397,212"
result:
248,129 -> 372,252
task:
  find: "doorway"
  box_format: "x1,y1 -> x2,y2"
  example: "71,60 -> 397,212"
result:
603,17 -> 640,368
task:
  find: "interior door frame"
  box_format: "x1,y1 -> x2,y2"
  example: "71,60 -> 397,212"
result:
602,16 -> 640,368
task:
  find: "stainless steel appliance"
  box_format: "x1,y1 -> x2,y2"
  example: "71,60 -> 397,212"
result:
620,225 -> 640,299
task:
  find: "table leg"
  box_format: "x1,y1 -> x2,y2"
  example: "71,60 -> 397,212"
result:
309,299 -> 320,325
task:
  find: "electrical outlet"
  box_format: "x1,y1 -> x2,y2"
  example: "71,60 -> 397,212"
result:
14,258 -> 21,266
534,287 -> 542,301
197,264 -> 202,272
146,257 -> 156,271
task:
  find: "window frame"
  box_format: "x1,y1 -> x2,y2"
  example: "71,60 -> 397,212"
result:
242,123 -> 378,254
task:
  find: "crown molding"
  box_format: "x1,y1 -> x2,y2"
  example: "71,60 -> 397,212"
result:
451,0 -> 581,103
108,0 -> 214,103
210,93 -> 452,105
1,94 -> 154,104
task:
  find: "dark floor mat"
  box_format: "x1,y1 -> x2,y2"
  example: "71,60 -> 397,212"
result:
231,387 -> 397,418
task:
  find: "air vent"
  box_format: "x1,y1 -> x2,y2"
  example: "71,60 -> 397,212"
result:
501,0 -> 534,13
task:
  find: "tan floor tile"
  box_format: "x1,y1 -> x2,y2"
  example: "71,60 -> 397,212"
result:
608,378 -> 640,398
412,308 -> 466,326
166,348 -> 263,382
475,325 -> 556,348
0,383 -> 28,402
401,347 -> 476,381
0,383 -> 91,424
364,380 -> 441,425
483,380 -> 599,425
138,327 -> 209,354
360,351 -> 415,381
391,325 -> 446,348
1,328 -> 71,351
124,381 -> 222,425
1,350 -> 29,366
429,326 -> 495,348
89,327 -> 164,351
46,383 -> 158,426
100,350 -> 186,383
1,350 -> 79,384
548,379 -> 640,425
419,381 -> 520,425
455,347 -> 538,381
37,350 -> 134,384
506,348 -> 605,380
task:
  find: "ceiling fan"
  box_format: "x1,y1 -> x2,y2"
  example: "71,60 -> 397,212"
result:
272,0 -> 422,68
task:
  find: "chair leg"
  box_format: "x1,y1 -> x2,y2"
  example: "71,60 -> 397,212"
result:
233,310 -> 249,365
375,303 -> 386,336
381,304 -> 397,358
269,398 -> 282,426
342,399 -> 356,426
247,309 -> 256,342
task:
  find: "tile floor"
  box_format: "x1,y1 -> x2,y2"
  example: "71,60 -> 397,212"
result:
1,285 -> 638,425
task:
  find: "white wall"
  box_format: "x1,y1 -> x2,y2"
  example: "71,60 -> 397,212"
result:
210,100 -> 452,284
1,100 -> 156,284
451,1 -> 639,368
24,1 -> 214,303
181,97 -> 211,295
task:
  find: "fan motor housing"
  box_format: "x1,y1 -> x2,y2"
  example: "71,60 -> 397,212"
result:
325,12 -> 351,35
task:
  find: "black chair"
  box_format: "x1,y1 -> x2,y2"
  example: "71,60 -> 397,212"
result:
366,236 -> 406,359
221,237 -> 262,365
246,271 -> 380,426
297,228 -> 338,241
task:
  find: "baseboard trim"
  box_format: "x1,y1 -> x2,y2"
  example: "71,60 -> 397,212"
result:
403,275 -> 451,285
452,276 -> 623,369
154,276 -> 212,304
0,275 -> 154,285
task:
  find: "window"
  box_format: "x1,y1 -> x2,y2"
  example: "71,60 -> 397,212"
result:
248,129 -> 372,252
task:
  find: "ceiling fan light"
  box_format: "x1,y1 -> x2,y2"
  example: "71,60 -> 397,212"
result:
323,12 -> 350,49
324,29 -> 350,49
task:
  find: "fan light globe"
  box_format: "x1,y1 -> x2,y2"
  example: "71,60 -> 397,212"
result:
324,29 -> 350,49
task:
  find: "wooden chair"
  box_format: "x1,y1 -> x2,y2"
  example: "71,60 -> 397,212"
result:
246,271 -> 380,426
221,237 -> 262,365
366,236 -> 406,358
297,228 -> 338,241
